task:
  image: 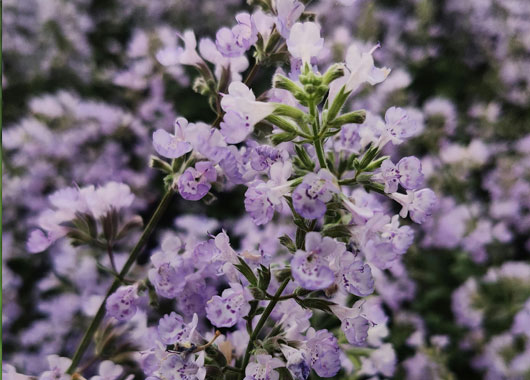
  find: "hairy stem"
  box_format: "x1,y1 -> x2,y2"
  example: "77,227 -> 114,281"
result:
238,277 -> 291,379
66,189 -> 175,374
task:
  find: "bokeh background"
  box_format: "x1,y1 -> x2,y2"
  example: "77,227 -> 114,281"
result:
3,0 -> 530,379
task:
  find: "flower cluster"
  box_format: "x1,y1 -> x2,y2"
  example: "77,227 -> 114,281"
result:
4,0 -> 530,379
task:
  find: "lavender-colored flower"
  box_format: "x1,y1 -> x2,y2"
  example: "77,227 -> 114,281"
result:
177,161 -> 216,201
381,107 -> 421,146
380,215 -> 415,255
156,30 -> 202,67
157,312 -> 197,345
245,161 -> 292,225
338,259 -> 375,297
152,117 -> 192,159
359,344 -> 396,377
305,328 -> 341,378
286,22 -> 324,65
292,170 -> 338,219
330,303 -> 372,347
343,316 -> 370,346
27,229 -> 54,253
390,189 -> 437,224
216,13 -> 257,58
90,361 -> 123,380
148,250 -> 186,299
291,233 -> 338,290
206,283 -> 252,328
343,43 -> 391,93
276,0 -> 305,38
281,345 -> 310,380
243,354 -> 284,380
248,144 -> 287,172
198,37 -> 249,82
187,122 -> 228,164
220,111 -> 253,144
106,285 -> 139,321
158,353 -> 205,380
220,82 -> 276,143
377,156 -> 424,193
291,250 -> 334,291
39,355 -> 72,380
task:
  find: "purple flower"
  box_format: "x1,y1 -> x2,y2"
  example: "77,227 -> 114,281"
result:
249,144 -> 287,172
90,361 -> 123,380
291,233 -> 338,290
245,161 -> 292,225
158,354 -> 204,380
157,312 -> 197,345
220,82 -> 276,144
343,43 -> 391,93
152,117 -> 192,159
292,170 -> 338,219
390,189 -> 437,224
219,146 -> 256,185
187,122 -> 228,163
275,0 -> 305,38
243,354 -> 284,380
377,156 -> 423,193
343,316 -> 370,346
397,157 -> 424,190
156,30 -> 202,67
281,345 -> 310,380
245,183 -> 277,225
106,285 -> 139,321
148,250 -> 186,299
39,355 -> 72,380
338,258 -> 375,297
380,107 -> 421,146
359,344 -> 396,377
380,215 -> 415,255
177,161 -> 216,201
27,229 -> 54,253
216,13 -> 257,58
330,303 -> 372,347
220,111 -> 253,144
206,283 -> 252,328
305,328 -> 341,378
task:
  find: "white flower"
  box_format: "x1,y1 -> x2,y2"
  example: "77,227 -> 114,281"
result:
286,22 -> 324,64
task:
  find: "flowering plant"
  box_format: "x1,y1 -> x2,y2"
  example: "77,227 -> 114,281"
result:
4,0 -> 530,380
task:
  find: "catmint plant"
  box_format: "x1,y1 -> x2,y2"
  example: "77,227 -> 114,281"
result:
3,1 -> 446,380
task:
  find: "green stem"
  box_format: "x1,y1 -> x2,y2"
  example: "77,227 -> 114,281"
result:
309,100 -> 328,170
313,137 -> 328,170
244,61 -> 260,87
238,278 -> 291,379
66,189 -> 175,374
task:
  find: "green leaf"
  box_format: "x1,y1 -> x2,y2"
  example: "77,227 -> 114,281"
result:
277,367 -> 295,380
295,298 -> 336,313
235,257 -> 258,287
295,227 -> 306,250
321,224 -> 352,239
149,155 -> 173,173
279,234 -> 297,253
258,265 -> 272,290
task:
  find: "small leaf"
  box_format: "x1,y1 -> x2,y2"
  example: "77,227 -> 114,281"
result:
296,298 -> 336,313
258,265 -> 272,290
279,234 -> 296,253
235,257 -> 258,287
321,224 -> 352,239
